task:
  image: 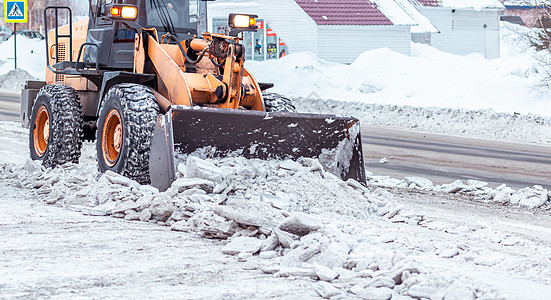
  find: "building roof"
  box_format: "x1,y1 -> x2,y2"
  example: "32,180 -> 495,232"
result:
209,0 -> 437,32
294,0 -> 393,25
293,0 -> 438,31
410,0 -> 441,6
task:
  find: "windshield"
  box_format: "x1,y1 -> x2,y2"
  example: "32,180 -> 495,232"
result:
146,0 -> 198,32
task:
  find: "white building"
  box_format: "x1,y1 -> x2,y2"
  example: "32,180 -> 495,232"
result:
411,0 -> 505,59
208,0 -> 436,63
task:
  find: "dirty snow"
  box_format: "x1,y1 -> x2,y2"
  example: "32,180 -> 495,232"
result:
0,16 -> 551,299
368,175 -> 551,210
294,97 -> 551,145
2,124 -> 551,299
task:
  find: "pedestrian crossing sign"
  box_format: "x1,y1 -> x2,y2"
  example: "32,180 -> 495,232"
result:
4,0 -> 27,23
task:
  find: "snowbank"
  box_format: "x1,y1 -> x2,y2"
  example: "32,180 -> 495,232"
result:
248,45 -> 551,115
0,157 -> 523,299
369,175 -> 551,210
246,23 -> 551,117
0,69 -> 37,94
294,97 -> 551,144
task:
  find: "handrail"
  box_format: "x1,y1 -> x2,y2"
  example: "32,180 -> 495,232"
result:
76,42 -> 100,74
44,6 -> 73,75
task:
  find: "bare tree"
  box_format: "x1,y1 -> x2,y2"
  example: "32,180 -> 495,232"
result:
10,0 -> 89,33
524,3 -> 551,50
503,0 -> 551,89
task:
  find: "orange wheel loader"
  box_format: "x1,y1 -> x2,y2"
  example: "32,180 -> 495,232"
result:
21,0 -> 365,191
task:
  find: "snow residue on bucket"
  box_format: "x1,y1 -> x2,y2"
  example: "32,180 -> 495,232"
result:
318,121 -> 361,179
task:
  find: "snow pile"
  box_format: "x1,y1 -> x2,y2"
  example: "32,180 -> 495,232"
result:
489,185 -> 551,208
443,181 -> 551,209
368,175 -> 551,210
1,156 -> 516,299
0,69 -> 37,93
296,97 -> 551,144
500,21 -> 535,63
0,35 -> 45,80
0,155 -> 411,225
246,40 -> 551,116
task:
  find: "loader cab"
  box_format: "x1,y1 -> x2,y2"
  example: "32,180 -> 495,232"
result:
84,0 -> 205,70
145,0 -> 201,36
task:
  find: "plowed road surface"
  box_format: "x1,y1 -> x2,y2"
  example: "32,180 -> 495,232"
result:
362,127 -> 551,190
0,93 -> 20,122
2,93 -> 549,189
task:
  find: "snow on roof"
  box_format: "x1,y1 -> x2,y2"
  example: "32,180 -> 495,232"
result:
439,0 -> 504,10
372,0 -> 416,26
210,0 -> 435,30
293,0 -> 437,29
294,0 -> 393,25
503,0 -> 551,7
410,0 -> 505,10
410,0 -> 441,6
382,0 -> 439,32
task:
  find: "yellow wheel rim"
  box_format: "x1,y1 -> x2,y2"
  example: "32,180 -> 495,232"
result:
33,105 -> 50,157
102,109 -> 123,167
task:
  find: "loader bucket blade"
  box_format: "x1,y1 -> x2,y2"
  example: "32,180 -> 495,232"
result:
149,106 -> 366,191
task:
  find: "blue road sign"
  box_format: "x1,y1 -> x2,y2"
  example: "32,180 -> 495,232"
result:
4,0 -> 27,23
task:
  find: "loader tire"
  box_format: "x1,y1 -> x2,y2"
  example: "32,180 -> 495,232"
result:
263,92 -> 297,113
96,83 -> 159,184
29,84 -> 83,168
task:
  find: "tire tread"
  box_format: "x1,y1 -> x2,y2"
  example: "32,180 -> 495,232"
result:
100,83 -> 159,184
263,92 -> 296,113
30,84 -> 83,168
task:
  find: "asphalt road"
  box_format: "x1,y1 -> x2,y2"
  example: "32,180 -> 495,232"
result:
0,92 -> 20,122
1,92 -> 549,190
362,126 -> 551,190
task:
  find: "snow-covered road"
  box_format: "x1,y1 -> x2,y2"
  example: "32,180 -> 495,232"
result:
1,121 -> 551,299
1,19 -> 551,298
389,187 -> 551,300
0,182 -> 315,299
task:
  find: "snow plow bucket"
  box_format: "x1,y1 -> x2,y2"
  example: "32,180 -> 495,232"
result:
149,106 -> 366,191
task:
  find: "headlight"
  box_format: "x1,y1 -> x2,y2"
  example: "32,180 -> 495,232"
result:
229,14 -> 258,30
109,5 -> 138,20
121,6 -> 138,19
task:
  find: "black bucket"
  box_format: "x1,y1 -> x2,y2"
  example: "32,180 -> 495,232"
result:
149,106 -> 365,191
